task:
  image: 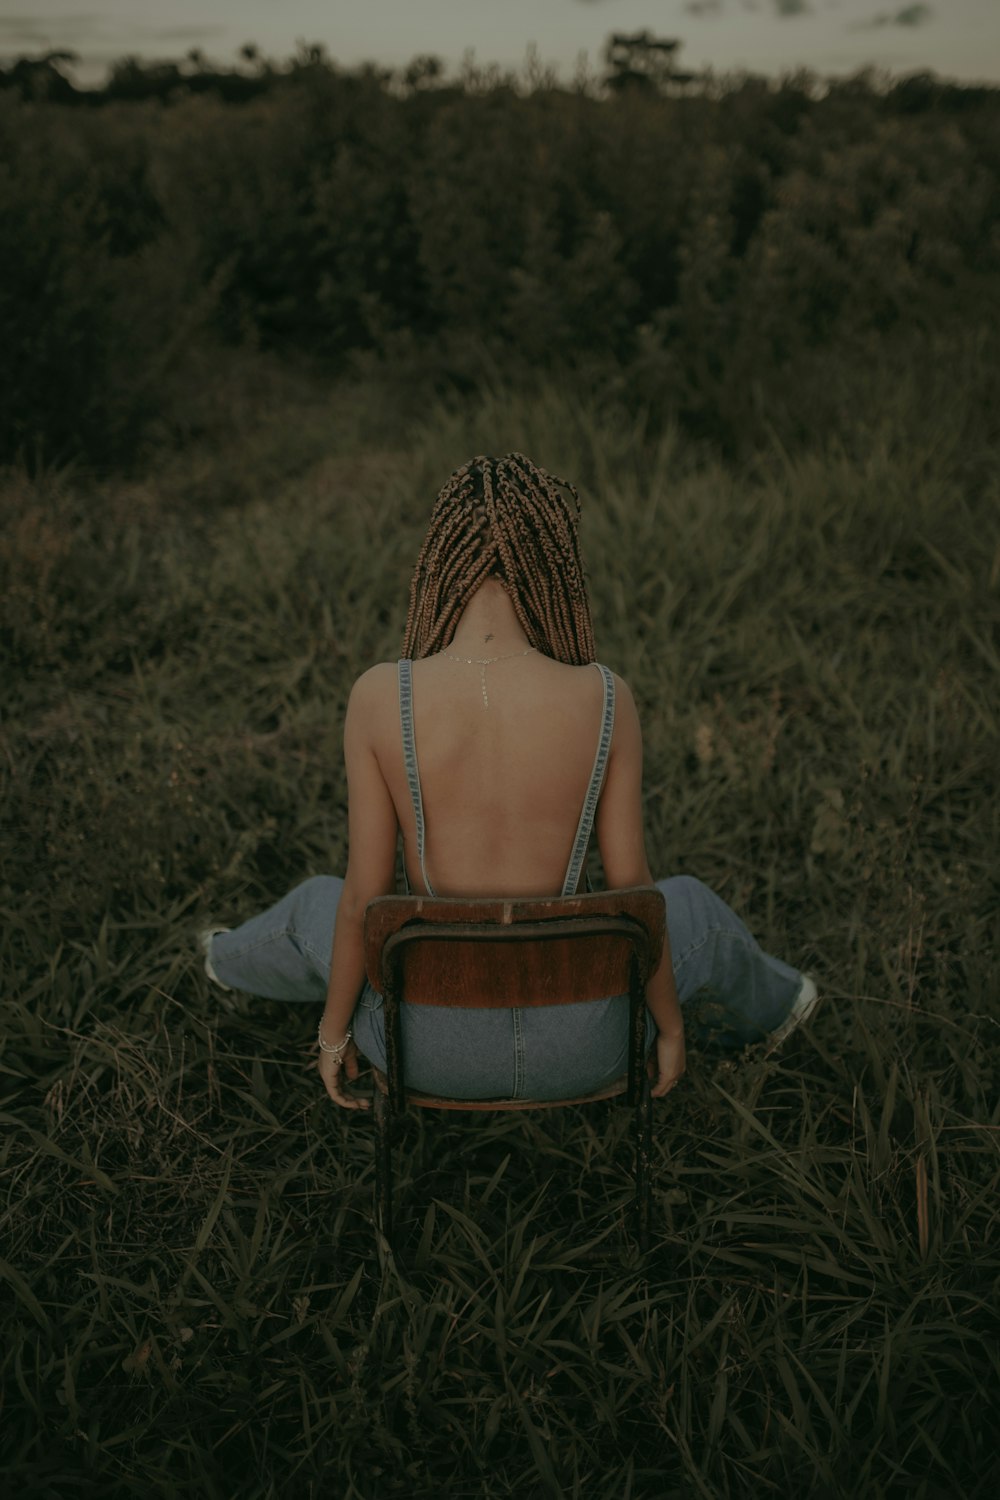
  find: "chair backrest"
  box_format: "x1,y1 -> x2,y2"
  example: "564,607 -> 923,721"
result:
364,889 -> 666,1246
364,887 -> 666,1009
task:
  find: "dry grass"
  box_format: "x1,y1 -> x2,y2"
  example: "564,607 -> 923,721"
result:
2,369 -> 998,1496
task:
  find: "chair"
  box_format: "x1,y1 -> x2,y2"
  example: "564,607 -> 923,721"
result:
362,886 -> 666,1253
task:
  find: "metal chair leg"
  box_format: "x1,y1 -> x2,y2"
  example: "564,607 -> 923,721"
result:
374,1087 -> 393,1250
634,1074 -> 653,1252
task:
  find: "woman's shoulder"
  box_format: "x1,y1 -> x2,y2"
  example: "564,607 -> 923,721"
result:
351,660 -> 399,693
538,659 -> 639,733
347,656 -> 636,706
592,662 -> 636,705
345,661 -> 399,726
537,656 -> 632,684
596,667 -> 641,750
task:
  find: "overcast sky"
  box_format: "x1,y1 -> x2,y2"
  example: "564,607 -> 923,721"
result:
2,1 -> 998,86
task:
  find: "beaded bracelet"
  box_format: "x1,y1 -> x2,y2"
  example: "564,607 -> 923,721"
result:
318,1024 -> 352,1059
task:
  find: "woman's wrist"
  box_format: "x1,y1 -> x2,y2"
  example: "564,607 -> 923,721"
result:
317,1021 -> 352,1057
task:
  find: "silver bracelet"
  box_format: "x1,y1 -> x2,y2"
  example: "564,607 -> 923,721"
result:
318,1024 -> 352,1058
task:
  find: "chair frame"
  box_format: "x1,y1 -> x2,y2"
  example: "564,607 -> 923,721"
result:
363,886 -> 666,1252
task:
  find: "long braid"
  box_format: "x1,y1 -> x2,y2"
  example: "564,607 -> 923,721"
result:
402,453 -> 596,664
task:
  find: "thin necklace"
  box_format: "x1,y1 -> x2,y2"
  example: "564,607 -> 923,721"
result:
440,645 -> 535,708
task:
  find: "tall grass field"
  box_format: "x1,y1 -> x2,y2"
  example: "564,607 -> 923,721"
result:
2,370 -> 998,1497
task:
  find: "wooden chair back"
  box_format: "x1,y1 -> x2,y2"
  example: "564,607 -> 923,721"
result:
362,886 -> 666,1250
364,887 -> 665,1107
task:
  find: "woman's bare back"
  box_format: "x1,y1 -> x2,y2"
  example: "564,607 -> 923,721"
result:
365,652 -> 611,897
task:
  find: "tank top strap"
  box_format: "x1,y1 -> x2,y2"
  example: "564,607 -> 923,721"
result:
561,663 -> 616,897
397,658 -> 435,897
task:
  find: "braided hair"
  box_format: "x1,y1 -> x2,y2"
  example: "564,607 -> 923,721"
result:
402,453 -> 596,665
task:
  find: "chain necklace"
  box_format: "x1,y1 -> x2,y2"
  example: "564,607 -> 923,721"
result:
440,645 -> 535,708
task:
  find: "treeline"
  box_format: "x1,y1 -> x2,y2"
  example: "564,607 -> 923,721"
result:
2,49 -> 999,468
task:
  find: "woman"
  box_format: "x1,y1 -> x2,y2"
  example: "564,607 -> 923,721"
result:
201,454 -> 818,1109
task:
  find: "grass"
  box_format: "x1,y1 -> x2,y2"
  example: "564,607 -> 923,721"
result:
2,364 -> 998,1497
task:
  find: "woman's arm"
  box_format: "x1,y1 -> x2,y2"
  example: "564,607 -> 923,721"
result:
594,675 -> 685,1097
319,666 -> 399,1109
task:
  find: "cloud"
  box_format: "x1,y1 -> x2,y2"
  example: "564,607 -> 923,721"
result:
678,0 -> 813,16
139,27 -> 229,43
893,2 -> 933,23
579,0 -> 811,11
0,14 -> 105,42
0,15 -> 235,63
853,3 -> 933,28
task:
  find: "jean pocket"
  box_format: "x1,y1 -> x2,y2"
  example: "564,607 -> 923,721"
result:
357,980 -> 383,1012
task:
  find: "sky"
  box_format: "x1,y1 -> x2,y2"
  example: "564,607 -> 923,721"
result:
2,1 -> 999,87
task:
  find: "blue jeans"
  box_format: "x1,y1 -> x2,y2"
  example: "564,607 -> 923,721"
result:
209,876 -> 804,1100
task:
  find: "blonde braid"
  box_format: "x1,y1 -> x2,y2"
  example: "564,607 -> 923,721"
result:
402,453 -> 596,664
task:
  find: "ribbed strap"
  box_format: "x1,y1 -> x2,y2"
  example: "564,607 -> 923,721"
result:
561,664 -> 616,896
398,659 -> 435,896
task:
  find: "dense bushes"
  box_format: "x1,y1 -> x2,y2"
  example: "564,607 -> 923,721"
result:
3,59 -> 999,467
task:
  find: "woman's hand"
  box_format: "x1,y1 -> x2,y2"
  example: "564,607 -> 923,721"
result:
318,1037 -> 371,1110
649,1028 -> 686,1098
